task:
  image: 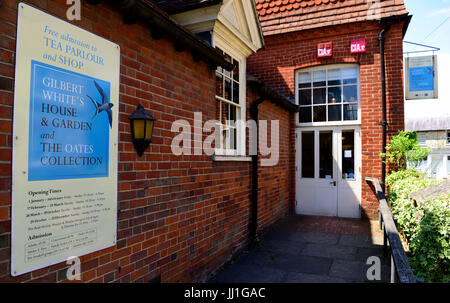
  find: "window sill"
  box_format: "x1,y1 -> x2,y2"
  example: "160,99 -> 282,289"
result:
212,155 -> 252,162
296,120 -> 361,127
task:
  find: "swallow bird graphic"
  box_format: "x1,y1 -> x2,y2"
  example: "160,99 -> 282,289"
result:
87,80 -> 113,128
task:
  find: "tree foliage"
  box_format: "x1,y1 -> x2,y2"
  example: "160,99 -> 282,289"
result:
381,131 -> 431,172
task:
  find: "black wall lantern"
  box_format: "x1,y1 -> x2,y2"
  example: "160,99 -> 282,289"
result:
129,104 -> 156,156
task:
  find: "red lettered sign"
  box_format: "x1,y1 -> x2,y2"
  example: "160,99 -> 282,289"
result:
317,42 -> 332,58
351,38 -> 366,54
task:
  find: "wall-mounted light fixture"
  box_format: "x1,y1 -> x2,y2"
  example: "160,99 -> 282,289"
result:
129,104 -> 156,157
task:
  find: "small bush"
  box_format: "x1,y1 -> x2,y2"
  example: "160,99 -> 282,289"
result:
387,172 -> 449,282
385,168 -> 421,187
409,195 -> 450,282
381,131 -> 430,171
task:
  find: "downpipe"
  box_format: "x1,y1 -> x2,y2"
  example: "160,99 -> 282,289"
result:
378,22 -> 391,193
249,98 -> 265,247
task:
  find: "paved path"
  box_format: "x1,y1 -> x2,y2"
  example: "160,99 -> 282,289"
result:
210,215 -> 390,283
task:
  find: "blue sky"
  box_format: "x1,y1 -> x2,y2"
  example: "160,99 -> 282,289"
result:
404,0 -> 450,53
403,0 -> 450,120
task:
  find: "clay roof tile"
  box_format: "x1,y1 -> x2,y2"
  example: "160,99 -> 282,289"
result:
254,0 -> 409,35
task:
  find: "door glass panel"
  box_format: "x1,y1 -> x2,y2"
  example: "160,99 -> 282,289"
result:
301,132 -> 315,178
342,130 -> 355,179
319,131 -> 333,179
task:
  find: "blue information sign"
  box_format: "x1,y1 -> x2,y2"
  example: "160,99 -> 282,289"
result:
409,66 -> 434,92
28,60 -> 112,181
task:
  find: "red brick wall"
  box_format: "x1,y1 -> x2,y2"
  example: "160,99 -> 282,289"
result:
248,21 -> 406,219
246,90 -> 293,233
0,0 -> 293,282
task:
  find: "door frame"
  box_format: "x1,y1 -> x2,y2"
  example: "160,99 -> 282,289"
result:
295,125 -> 362,218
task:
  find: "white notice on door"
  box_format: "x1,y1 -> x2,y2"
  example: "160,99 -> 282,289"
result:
344,150 -> 352,158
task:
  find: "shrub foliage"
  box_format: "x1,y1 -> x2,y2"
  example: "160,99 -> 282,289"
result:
386,170 -> 450,282
381,131 -> 430,171
383,132 -> 449,282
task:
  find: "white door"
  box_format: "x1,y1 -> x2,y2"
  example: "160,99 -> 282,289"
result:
295,126 -> 361,218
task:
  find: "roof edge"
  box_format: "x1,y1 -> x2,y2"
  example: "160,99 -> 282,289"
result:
247,74 -> 298,112
164,0 -> 222,15
249,0 -> 265,50
85,0 -> 233,70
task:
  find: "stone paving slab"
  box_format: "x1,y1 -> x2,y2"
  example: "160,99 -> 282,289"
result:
268,253 -> 333,275
281,215 -> 382,236
339,234 -> 384,248
212,264 -> 286,283
211,216 -> 390,283
354,247 -> 388,263
258,238 -> 307,255
329,259 -> 369,281
283,272 -> 348,283
261,228 -> 296,242
329,259 -> 390,282
301,243 -> 357,260
232,249 -> 277,267
287,232 -> 340,245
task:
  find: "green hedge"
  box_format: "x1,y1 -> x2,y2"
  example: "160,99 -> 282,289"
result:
386,169 -> 450,282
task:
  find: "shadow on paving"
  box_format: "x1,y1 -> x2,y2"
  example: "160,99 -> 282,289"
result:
209,215 -> 391,283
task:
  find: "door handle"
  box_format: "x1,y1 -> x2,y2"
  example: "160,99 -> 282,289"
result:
330,181 -> 337,186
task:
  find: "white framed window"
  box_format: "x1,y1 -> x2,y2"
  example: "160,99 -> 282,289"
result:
447,155 -> 450,176
213,43 -> 246,156
296,65 -> 361,126
417,132 -> 427,146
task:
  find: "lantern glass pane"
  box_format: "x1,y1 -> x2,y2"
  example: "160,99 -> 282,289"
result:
133,120 -> 145,139
145,120 -> 154,140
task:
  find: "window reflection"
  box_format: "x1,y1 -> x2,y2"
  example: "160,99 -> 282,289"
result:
344,104 -> 358,120
313,88 -> 326,104
328,105 -> 341,121
314,106 -> 326,122
299,107 -> 312,123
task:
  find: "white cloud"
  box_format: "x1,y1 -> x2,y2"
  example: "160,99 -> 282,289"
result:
428,7 -> 450,17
